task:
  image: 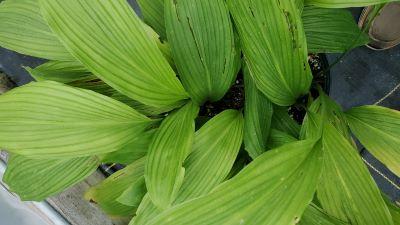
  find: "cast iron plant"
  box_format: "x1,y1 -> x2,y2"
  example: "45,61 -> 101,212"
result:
0,0 -> 399,224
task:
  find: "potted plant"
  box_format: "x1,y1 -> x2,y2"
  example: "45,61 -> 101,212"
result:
0,0 -> 398,224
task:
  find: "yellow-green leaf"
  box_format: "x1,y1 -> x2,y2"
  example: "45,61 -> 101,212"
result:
0,81 -> 152,158
137,0 -> 166,39
300,204 -> 349,225
244,66 -> 273,159
145,101 -> 199,209
101,129 -> 156,165
317,122 -> 393,225
346,106 -> 400,176
145,139 -> 322,225
165,0 -> 240,104
175,110 -> 244,203
0,0 -> 73,60
85,158 -> 146,216
4,154 -> 98,201
39,0 -> 188,110
305,0 -> 397,8
302,6 -> 369,53
267,129 -> 298,149
227,0 -> 312,106
26,60 -> 91,83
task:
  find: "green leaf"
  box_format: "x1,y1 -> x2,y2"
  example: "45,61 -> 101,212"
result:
244,66 -> 273,159
110,92 -> 167,116
317,122 -> 393,225
305,0 -> 397,8
267,128 -> 298,149
346,105 -> 400,176
227,0 -> 312,106
131,195 -> 158,225
145,101 -> 199,209
134,110 -> 243,224
174,109 -> 244,203
0,81 -> 152,158
101,129 -> 156,164
271,106 -> 301,138
85,158 -> 146,216
145,139 -> 323,225
300,204 -> 349,225
0,0 -> 73,60
117,177 -> 147,207
165,0 -> 240,104
4,154 -> 98,201
302,6 -> 369,53
137,0 -> 166,39
26,60 -> 91,83
39,0 -> 188,110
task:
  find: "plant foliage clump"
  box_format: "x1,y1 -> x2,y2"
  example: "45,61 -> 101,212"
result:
0,0 -> 399,224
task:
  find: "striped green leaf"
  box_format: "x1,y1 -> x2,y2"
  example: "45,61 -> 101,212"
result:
145,139 -> 322,225
4,154 -> 99,201
0,81 -> 152,158
317,122 -> 393,225
116,177 -> 147,207
133,110 -> 244,224
0,0 -> 73,60
244,66 -> 273,159
346,106 -> 400,176
101,129 -> 156,165
227,0 -> 312,106
39,0 -> 188,110
85,158 -> 146,216
300,204 -> 349,225
271,106 -> 301,138
145,101 -> 199,209
305,0 -> 397,8
26,60 -> 91,83
174,110 -> 244,203
267,129 -> 298,149
302,6 -> 369,53
165,0 -> 240,104
137,0 -> 166,39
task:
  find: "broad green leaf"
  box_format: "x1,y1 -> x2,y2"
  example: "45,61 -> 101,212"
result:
142,24 -> 175,67
117,177 -> 147,207
271,106 -> 301,138
85,158 -> 146,216
308,93 -> 351,140
300,204 -> 349,225
145,101 -> 199,209
267,129 -> 298,149
110,93 -> 167,116
146,139 -> 323,225
317,122 -> 393,225
300,111 -> 324,140
131,195 -> 158,225
137,0 -> 166,39
134,110 -> 243,224
101,129 -> 156,165
4,154 -> 98,201
39,0 -> 188,110
346,106 -> 400,176
244,66 -> 273,159
0,81 -> 152,158
0,0 -> 73,60
227,0 -> 312,106
165,0 -> 240,104
302,6 -> 369,53
305,0 -> 397,8
26,60 -> 91,83
174,110 -> 244,203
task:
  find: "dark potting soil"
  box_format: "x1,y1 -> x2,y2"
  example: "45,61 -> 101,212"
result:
199,54 -> 331,122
